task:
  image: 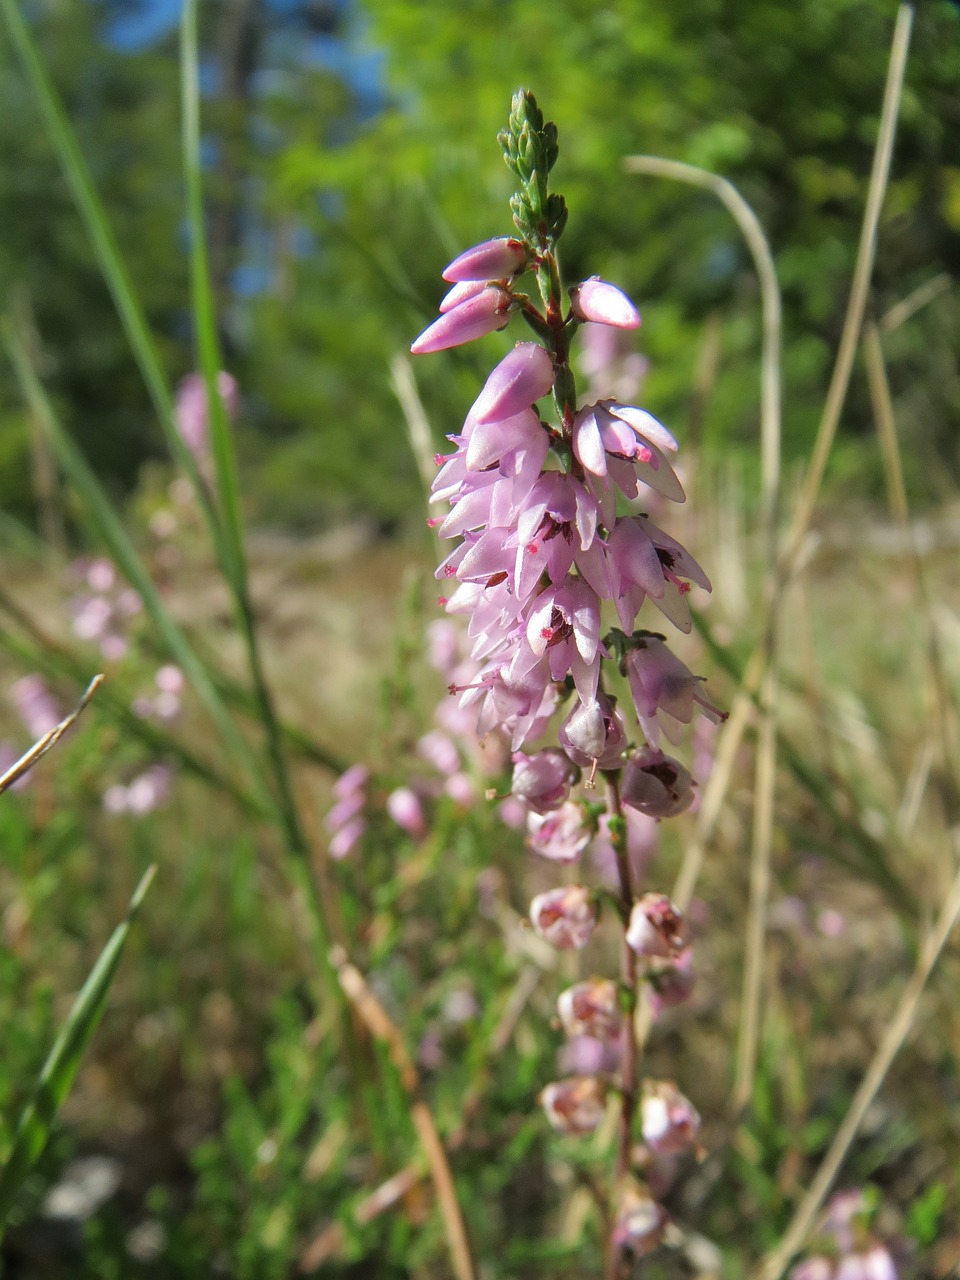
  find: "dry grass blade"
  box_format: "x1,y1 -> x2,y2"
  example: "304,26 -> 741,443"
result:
0,673 -> 104,796
879,271 -> 951,337
864,316 -> 959,786
784,2 -> 913,566
330,948 -> 478,1280
755,848 -> 960,1280
390,353 -> 437,493
621,155 -> 784,1112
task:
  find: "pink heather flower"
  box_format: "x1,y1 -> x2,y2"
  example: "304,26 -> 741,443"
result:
72,596 -> 112,641
521,577 -> 602,705
558,694 -> 628,772
648,947 -> 695,1015
86,558 -> 116,592
125,764 -> 173,815
527,801 -> 592,863
471,343 -> 555,423
557,978 -> 621,1040
498,795 -> 528,830
442,236 -> 527,283
540,1076 -> 607,1135
410,286 -> 513,354
510,748 -> 579,813
444,772 -> 476,806
791,1261 -> 835,1280
155,665 -> 184,695
99,634 -> 128,662
332,763 -> 369,801
325,791 -> 365,831
860,1248 -> 897,1280
640,1080 -> 701,1156
626,893 -> 685,960
102,784 -> 129,814
329,816 -> 365,860
11,675 -> 61,740
175,371 -> 239,460
570,276 -> 641,329
327,765 -> 368,857
386,786 -> 427,839
558,1032 -> 621,1076
621,747 -> 695,819
529,884 -> 597,949
624,635 -> 725,747
579,322 -> 648,403
104,765 -> 173,816
573,402 -> 683,504
152,691 -> 181,721
425,619 -> 461,673
417,729 -> 462,777
612,1183 -> 669,1257
825,1190 -> 869,1251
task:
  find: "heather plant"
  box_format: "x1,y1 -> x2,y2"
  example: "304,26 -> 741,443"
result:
410,88 -> 723,1270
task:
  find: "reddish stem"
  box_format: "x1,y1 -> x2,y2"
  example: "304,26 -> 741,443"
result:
605,771 -> 638,1280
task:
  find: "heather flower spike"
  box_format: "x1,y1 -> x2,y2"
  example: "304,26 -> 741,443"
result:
413,89 -> 724,1267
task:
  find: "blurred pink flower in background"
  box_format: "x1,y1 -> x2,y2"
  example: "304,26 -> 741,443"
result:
11,675 -> 61,740
175,371 -> 240,463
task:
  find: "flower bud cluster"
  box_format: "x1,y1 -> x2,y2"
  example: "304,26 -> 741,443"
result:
68,557 -> 143,662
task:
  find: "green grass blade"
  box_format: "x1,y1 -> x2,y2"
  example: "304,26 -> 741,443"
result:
178,0 -> 312,863
0,866 -> 157,1235
0,0 -> 217,531
180,0 -> 246,595
2,321 -> 272,810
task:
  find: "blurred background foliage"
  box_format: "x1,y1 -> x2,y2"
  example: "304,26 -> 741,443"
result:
1,0 -> 958,535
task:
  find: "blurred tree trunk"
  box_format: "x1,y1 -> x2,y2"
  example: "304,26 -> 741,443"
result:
209,0 -> 262,328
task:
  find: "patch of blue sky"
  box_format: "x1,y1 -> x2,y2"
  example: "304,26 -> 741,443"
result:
101,0 -> 179,51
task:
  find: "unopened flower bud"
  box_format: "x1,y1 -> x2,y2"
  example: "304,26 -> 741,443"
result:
530,884 -> 597,949
386,786 -> 427,839
329,816 -> 365,860
570,276 -> 641,330
471,342 -> 555,424
558,694 -> 628,770
527,801 -> 591,863
626,893 -> 685,959
439,279 -> 486,313
332,764 -> 369,801
612,1182 -> 669,1257
540,1076 -> 606,1135
411,286 -> 513,354
442,236 -> 527,283
511,748 -> 579,813
621,747 -> 695,819
557,978 -> 621,1040
641,1080 -> 701,1156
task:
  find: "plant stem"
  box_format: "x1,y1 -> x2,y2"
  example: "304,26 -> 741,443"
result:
605,771 -> 637,1278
